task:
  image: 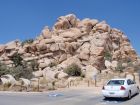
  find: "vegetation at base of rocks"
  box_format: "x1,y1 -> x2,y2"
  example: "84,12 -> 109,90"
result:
104,51 -> 112,61
10,65 -> 33,80
0,62 -> 11,76
64,63 -> 82,76
10,53 -> 23,67
21,39 -> 34,46
0,61 -> 33,80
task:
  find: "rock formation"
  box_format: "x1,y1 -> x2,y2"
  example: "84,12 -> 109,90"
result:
0,14 -> 139,79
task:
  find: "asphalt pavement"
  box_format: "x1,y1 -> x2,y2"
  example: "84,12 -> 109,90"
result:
0,88 -> 139,105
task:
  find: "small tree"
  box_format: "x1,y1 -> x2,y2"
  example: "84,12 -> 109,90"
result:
64,63 -> 82,76
10,65 -> 33,80
10,53 -> 23,67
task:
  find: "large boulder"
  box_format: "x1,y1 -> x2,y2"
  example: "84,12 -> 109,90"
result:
89,56 -> 105,70
5,40 -> 20,50
52,36 -> 64,43
18,47 -> 25,55
59,56 -> 82,68
80,18 -> 98,27
111,61 -> 118,68
32,70 -> 43,78
54,14 -> 78,30
105,60 -> 112,69
42,67 -> 56,81
78,42 -> 90,60
39,58 -> 53,69
85,65 -> 99,79
57,72 -> 68,79
78,18 -> 98,32
60,28 -> 82,40
41,26 -> 52,39
90,45 -> 104,56
50,43 -> 59,52
95,21 -> 110,32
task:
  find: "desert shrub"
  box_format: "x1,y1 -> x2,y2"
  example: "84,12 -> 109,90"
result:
10,53 -> 23,67
10,65 -> 33,80
21,39 -> 34,46
104,51 -> 112,61
64,64 -> 82,76
0,60 -> 34,80
0,62 -> 11,76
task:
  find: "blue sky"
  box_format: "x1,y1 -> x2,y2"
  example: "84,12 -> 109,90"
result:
0,0 -> 140,55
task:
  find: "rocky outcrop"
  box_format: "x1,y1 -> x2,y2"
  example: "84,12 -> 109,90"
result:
0,14 -> 139,79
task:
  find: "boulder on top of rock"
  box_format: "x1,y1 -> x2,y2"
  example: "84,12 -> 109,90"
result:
60,28 -> 82,40
41,26 -> 52,39
5,40 -> 20,50
54,14 -> 78,30
95,21 -> 110,32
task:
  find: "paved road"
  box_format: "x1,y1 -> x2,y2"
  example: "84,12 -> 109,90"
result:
0,89 -> 140,105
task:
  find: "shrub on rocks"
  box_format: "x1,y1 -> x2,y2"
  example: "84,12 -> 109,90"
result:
104,51 -> 112,61
21,39 -> 34,46
64,63 -> 82,76
10,53 -> 23,67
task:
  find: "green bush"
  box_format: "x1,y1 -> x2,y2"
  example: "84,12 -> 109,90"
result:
10,53 -> 23,67
64,64 -> 82,76
10,65 -> 33,80
21,39 -> 34,46
0,60 -> 33,80
0,62 -> 11,76
104,51 -> 112,61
